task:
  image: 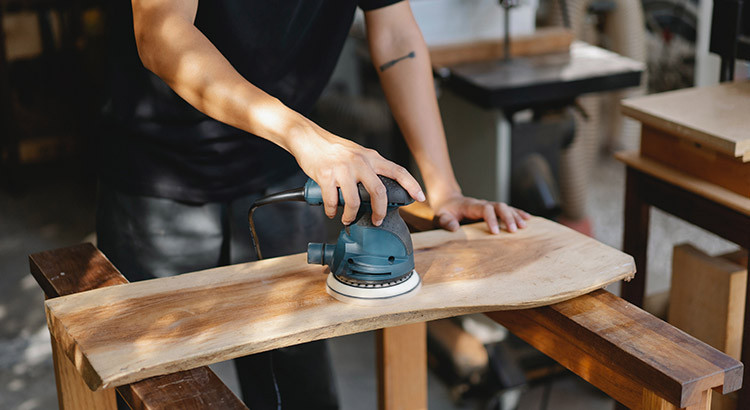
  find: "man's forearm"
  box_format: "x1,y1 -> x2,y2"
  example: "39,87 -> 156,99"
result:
365,3 -> 461,204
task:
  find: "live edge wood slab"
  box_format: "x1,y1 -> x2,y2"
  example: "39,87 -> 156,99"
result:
45,217 -> 635,392
32,208 -> 744,409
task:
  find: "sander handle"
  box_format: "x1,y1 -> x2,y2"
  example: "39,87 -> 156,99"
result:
303,176 -> 414,207
248,175 -> 413,260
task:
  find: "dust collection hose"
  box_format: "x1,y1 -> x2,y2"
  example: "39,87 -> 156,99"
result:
247,187 -> 305,260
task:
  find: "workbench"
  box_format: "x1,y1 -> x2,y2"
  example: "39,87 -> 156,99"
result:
437,41 -> 644,203
617,81 -> 750,408
29,205 -> 742,409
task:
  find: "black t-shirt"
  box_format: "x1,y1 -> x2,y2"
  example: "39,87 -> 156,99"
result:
101,0 -> 400,203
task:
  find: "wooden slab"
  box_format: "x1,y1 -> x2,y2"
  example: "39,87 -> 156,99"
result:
44,217 -> 635,391
615,151 -> 750,216
622,81 -> 750,160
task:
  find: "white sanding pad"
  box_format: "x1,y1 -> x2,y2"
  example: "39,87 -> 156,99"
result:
326,270 -> 421,306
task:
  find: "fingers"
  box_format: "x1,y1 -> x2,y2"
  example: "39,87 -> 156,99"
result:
495,202 -> 517,233
432,192 -> 533,235
438,212 -> 460,232
298,135 -> 425,225
376,163 -> 425,202
483,203 -> 500,234
321,180 -> 339,219
360,173 -> 387,225
514,209 -> 528,229
339,180 -> 361,225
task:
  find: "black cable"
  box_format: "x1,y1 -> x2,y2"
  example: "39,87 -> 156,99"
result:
248,187 -> 305,260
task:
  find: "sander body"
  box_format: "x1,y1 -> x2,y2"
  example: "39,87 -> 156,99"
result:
249,176 -> 421,303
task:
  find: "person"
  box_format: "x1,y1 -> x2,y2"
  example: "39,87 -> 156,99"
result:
96,1 -> 531,409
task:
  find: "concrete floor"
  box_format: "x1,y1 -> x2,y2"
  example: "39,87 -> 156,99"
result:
0,153 -> 738,410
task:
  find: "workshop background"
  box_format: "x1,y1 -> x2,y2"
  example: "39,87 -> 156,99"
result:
1,0 -> 747,409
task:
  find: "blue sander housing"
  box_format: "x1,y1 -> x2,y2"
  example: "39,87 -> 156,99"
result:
248,176 -> 421,303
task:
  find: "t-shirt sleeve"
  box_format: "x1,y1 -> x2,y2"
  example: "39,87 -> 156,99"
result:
359,0 -> 403,11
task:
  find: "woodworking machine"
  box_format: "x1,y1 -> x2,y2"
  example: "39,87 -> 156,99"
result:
248,176 -> 420,304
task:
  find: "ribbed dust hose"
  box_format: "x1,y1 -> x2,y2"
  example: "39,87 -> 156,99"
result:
247,188 -> 305,260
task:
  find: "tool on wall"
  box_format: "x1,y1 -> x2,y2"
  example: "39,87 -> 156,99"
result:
248,176 -> 420,304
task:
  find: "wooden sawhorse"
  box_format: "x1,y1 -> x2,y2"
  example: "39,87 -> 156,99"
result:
30,211 -> 742,409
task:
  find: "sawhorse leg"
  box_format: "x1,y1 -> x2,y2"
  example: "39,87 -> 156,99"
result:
49,332 -> 116,409
377,322 -> 427,410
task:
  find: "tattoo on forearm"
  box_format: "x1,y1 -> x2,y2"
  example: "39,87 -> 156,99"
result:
379,51 -> 415,72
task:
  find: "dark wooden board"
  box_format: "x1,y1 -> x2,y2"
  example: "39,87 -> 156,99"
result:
490,289 -> 743,408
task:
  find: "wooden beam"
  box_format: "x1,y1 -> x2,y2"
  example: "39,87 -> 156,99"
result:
120,367 -> 246,410
487,290 -> 743,409
29,244 -> 247,410
43,218 -> 634,390
616,151 -> 750,218
641,389 -> 679,410
669,244 -> 747,360
376,323 -> 427,410
640,125 -> 750,197
49,331 -> 117,410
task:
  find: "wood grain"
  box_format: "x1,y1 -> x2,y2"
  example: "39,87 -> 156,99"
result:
669,244 -> 747,360
641,389 -> 679,410
376,323 -> 427,410
722,249 -> 748,267
429,27 -> 574,68
49,331 -> 117,410
488,289 -> 743,409
640,125 -> 750,197
44,218 -> 634,390
120,367 -> 246,410
670,245 -> 746,410
29,244 -> 247,410
622,81 -> 750,160
642,388 -> 712,410
615,151 -> 750,216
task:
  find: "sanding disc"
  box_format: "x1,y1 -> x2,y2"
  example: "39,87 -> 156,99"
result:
326,270 -> 421,305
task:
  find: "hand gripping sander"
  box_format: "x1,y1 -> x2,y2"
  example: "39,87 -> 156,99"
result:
248,176 -> 421,304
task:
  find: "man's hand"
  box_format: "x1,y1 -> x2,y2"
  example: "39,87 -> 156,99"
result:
431,194 -> 531,234
287,124 -> 425,226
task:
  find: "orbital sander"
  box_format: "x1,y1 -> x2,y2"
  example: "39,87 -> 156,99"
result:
248,176 -> 420,303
